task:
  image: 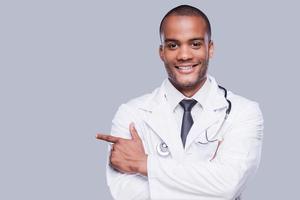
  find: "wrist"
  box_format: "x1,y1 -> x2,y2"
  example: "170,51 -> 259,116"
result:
137,155 -> 148,176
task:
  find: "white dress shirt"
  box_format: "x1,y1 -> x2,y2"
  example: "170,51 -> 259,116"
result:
164,77 -> 211,139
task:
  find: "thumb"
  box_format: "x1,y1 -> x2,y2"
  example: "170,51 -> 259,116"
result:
129,122 -> 140,141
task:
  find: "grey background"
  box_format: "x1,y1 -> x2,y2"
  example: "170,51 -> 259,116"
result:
1,0 -> 299,199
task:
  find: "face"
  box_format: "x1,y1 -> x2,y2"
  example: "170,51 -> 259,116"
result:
159,15 -> 214,97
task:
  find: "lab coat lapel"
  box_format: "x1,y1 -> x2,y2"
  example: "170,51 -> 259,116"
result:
139,82 -> 184,160
143,101 -> 184,160
185,76 -> 228,150
185,109 -> 223,149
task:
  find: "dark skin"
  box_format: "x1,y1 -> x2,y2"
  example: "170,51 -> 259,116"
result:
96,15 -> 212,176
96,123 -> 148,176
159,15 -> 214,97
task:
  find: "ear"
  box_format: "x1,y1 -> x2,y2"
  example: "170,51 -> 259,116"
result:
159,45 -> 165,61
208,41 -> 214,59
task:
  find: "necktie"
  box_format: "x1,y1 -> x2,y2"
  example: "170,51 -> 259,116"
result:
179,99 -> 197,148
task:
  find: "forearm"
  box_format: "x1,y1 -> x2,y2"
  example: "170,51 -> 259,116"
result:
148,155 -> 253,199
106,145 -> 150,200
107,167 -> 150,200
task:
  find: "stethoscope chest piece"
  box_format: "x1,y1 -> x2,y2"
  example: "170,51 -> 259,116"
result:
156,142 -> 170,156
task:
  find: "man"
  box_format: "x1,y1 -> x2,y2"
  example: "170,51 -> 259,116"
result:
96,5 -> 263,200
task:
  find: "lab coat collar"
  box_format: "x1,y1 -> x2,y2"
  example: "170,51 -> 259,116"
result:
164,77 -> 211,111
163,79 -> 186,112
140,75 -> 228,113
138,75 -> 228,156
203,75 -> 228,111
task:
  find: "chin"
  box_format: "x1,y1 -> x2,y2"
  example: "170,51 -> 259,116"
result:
176,79 -> 199,89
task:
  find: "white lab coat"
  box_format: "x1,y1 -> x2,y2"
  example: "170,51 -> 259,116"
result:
106,76 -> 264,200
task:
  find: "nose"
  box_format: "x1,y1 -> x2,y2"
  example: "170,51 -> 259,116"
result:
176,45 -> 193,61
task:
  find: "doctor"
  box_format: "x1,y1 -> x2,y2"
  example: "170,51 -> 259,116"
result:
96,5 -> 263,200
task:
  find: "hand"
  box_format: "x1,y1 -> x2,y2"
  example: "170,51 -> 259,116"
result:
96,123 -> 148,176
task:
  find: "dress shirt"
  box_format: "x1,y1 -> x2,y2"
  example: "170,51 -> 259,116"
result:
163,77 -> 211,137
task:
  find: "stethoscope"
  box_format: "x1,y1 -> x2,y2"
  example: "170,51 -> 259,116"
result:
157,85 -> 232,156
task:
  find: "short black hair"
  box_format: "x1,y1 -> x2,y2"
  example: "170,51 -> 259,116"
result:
159,5 -> 212,42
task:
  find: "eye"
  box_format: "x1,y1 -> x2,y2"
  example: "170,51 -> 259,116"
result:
191,41 -> 202,49
166,42 -> 178,50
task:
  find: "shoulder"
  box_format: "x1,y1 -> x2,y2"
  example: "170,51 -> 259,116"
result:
114,85 -> 162,118
110,85 -> 163,137
227,90 -> 263,122
209,75 -> 262,118
125,86 -> 161,110
228,91 -> 257,108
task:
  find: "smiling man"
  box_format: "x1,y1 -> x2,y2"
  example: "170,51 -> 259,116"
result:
159,11 -> 213,98
96,5 -> 263,200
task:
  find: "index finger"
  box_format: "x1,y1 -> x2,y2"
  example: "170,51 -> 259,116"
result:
96,133 -> 121,143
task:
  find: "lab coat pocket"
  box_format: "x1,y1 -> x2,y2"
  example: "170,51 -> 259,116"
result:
190,123 -> 224,161
190,138 -> 220,161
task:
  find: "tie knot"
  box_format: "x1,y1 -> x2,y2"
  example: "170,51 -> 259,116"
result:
179,99 -> 197,112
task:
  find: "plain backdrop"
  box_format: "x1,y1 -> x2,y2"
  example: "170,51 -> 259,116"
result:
1,0 -> 299,199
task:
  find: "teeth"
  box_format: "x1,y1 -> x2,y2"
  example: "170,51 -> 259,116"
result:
178,66 -> 192,70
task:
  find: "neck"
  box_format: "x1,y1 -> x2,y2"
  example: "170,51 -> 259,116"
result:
173,77 -> 207,98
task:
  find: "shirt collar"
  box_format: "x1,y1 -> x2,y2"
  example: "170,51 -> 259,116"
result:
163,77 -> 211,111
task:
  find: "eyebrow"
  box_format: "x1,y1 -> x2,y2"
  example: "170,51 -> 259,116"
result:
164,37 -> 205,43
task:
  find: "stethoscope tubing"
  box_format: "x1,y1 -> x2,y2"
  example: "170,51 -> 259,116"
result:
197,112 -> 228,144
157,85 -> 232,156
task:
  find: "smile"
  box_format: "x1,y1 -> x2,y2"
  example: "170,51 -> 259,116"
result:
175,64 -> 198,73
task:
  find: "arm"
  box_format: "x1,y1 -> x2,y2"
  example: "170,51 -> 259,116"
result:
105,104 -> 150,200
147,102 -> 263,199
